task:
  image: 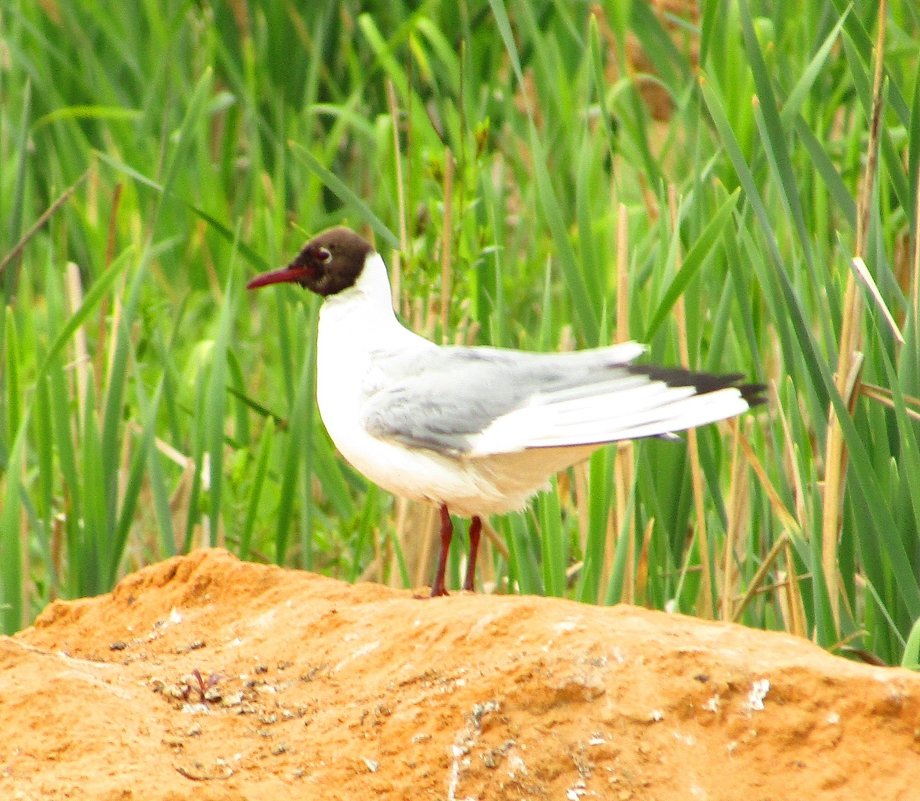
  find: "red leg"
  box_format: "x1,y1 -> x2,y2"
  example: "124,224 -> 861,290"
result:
463,516 -> 482,592
430,504 -> 453,597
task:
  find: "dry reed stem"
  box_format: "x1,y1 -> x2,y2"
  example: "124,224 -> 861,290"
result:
392,497 -> 411,588
669,185 -> 713,618
783,537 -> 808,638
574,461 -> 591,568
734,417 -> 800,535
63,263 -> 90,433
859,382 -> 920,420
721,422 -> 747,620
611,202 -> 635,600
849,255 -> 903,344
635,517 -> 655,605
386,79 -> 406,311
821,0 -> 887,629
413,503 -> 438,590
439,149 -> 455,344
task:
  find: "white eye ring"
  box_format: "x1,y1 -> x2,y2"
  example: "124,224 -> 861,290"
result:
317,246 -> 332,264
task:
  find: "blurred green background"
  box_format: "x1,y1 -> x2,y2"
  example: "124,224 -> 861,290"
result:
2,0 -> 920,667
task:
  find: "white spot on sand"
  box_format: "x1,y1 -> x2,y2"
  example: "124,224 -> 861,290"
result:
507,752 -> 527,777
553,617 -> 581,634
744,678 -> 770,712
446,743 -> 472,801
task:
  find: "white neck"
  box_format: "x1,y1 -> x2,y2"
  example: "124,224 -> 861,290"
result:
318,251 -> 427,353
324,252 -> 395,315
314,250 -> 433,445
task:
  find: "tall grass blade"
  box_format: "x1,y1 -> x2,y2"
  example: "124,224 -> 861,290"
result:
1,413 -> 28,633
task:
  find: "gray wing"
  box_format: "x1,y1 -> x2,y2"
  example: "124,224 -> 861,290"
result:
361,342 -> 644,455
361,341 -> 763,457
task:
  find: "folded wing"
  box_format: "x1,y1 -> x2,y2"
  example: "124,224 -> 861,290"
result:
361,341 -> 763,458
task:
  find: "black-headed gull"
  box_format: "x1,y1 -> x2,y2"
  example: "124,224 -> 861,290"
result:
247,227 -> 764,596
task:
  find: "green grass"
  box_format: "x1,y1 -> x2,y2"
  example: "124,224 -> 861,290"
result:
2,0 -> 920,667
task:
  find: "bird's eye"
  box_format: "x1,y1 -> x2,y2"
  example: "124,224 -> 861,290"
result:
317,246 -> 332,264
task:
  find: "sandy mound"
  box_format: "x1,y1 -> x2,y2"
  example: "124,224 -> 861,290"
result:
2,549 -> 918,800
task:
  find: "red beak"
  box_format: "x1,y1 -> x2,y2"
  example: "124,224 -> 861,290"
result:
246,265 -> 311,290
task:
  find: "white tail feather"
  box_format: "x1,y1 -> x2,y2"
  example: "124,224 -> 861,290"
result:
471,386 -> 749,454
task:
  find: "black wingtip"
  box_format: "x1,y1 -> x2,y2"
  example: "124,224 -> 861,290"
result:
628,365 -> 767,408
739,382 -> 768,408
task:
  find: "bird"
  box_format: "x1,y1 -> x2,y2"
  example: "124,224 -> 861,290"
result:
246,226 -> 764,597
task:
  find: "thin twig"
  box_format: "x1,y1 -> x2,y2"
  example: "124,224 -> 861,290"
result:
859,381 -> 920,420
0,167 -> 92,276
733,416 -> 802,535
732,531 -> 790,623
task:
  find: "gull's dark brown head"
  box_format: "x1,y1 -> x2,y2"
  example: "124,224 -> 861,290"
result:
246,226 -> 374,296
